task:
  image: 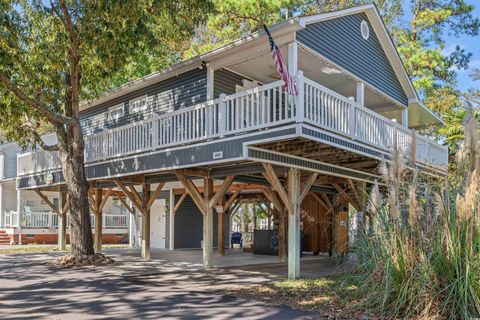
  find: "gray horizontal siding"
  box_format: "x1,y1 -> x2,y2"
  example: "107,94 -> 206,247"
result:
80,68 -> 207,135
297,12 -> 408,106
214,69 -> 247,98
16,128 -> 297,189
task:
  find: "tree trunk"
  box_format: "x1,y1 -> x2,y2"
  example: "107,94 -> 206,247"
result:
59,139 -> 94,257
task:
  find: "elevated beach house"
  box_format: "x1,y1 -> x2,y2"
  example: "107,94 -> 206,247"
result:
12,5 -> 446,278
0,135 -> 128,245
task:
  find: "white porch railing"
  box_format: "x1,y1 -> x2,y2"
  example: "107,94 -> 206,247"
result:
302,77 -> 448,168
16,72 -> 448,176
1,211 -> 128,229
3,211 -> 19,228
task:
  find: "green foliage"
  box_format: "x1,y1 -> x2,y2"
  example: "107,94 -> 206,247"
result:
355,130 -> 480,318
0,0 -> 212,148
393,0 -> 479,114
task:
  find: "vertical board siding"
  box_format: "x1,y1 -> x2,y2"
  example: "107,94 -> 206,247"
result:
2,181 -> 17,211
174,195 -> 229,249
1,143 -> 21,180
297,13 -> 408,106
213,69 -> 248,98
80,68 -> 208,135
301,194 -> 332,253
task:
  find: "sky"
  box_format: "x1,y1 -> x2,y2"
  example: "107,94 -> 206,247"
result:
402,0 -> 480,93
443,1 -> 480,92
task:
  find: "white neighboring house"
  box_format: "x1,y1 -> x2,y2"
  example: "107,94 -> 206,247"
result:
0,134 -> 129,245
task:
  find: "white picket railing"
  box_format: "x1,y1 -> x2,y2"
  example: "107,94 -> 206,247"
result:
16,72 -> 448,176
1,210 -> 128,229
3,211 -> 19,228
302,77 -> 448,167
223,80 -> 294,134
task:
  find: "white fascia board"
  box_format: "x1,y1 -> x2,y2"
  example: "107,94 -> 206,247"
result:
298,3 -> 376,27
408,99 -> 445,128
80,19 -> 301,112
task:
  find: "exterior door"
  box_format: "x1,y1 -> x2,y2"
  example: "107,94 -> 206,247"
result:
150,199 -> 166,249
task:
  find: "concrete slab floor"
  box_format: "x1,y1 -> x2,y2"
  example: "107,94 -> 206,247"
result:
0,250 -> 338,319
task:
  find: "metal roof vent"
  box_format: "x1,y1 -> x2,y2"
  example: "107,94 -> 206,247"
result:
360,20 -> 369,40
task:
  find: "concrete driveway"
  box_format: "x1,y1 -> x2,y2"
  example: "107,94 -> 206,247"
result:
0,249 -> 331,319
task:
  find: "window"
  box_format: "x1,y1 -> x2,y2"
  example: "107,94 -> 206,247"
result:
360,20 -> 369,40
129,95 -> 149,114
108,103 -> 124,121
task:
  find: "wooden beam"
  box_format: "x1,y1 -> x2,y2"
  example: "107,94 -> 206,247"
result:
299,172 -> 319,203
146,182 -> 165,211
172,182 -> 264,195
61,195 -> 70,215
174,193 -> 188,213
333,184 -> 360,211
347,179 -> 361,208
175,171 -> 206,215
320,193 -> 333,209
262,186 -> 283,212
310,192 -> 330,212
262,163 -> 292,213
34,189 -> 59,215
87,192 -> 98,215
209,176 -> 234,209
114,179 -> 144,214
128,185 -> 144,211
99,189 -> 113,212
117,196 -> 134,214
224,190 -> 241,211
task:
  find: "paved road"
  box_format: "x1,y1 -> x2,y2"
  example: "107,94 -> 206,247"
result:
0,251 -> 324,319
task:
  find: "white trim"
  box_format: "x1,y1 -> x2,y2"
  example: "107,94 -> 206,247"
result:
206,65 -> 215,100
128,95 -> 148,114
169,188 -> 174,250
360,20 -> 370,40
298,4 -> 376,26
108,103 -> 125,121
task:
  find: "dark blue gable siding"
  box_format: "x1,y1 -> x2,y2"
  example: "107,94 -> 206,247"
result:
80,68 -> 207,135
297,13 -> 408,106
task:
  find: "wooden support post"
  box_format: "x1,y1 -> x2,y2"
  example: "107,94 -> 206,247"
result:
218,198 -> 225,256
142,183 -> 151,260
278,209 -> 287,261
288,168 -> 301,280
58,192 -> 68,251
203,177 -> 213,268
94,188 -> 103,254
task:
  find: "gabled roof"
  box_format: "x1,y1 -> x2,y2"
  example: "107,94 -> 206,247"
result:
296,4 -> 443,127
83,4 -> 443,127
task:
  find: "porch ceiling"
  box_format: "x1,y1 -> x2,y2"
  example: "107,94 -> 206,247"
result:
253,137 -> 381,175
225,45 -> 403,122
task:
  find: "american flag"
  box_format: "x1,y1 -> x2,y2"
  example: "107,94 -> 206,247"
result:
263,24 -> 298,96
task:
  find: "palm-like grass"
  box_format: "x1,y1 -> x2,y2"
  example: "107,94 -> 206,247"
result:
354,105 -> 480,319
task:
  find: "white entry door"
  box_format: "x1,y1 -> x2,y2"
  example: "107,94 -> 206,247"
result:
150,199 -> 166,249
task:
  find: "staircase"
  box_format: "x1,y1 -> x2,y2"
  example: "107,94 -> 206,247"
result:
0,230 -> 11,245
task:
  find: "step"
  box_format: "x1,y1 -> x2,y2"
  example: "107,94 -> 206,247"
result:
0,230 -> 7,234
0,240 -> 11,245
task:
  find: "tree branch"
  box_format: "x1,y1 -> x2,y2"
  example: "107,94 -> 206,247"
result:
0,71 -> 77,127
21,118 -> 60,152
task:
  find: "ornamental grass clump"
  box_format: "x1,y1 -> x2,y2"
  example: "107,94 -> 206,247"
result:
355,107 -> 480,319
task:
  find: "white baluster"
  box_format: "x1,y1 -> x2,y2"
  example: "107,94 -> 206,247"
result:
295,70 -> 304,122
218,94 -> 226,137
